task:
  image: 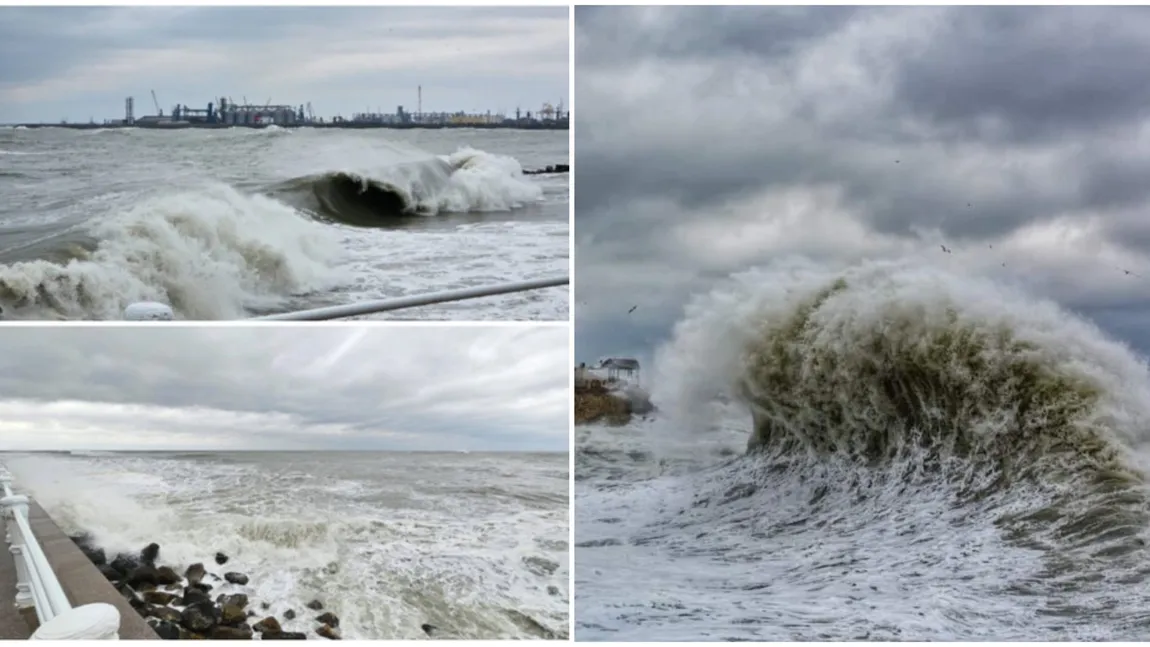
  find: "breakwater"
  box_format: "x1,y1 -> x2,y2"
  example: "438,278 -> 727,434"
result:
6,122 -> 568,131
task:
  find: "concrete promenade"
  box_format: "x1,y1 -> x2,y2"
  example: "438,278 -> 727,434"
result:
0,500 -> 157,639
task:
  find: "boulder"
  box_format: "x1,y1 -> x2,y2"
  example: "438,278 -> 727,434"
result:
189,582 -> 214,594
143,591 -> 179,606
306,600 -> 324,611
97,564 -> 121,581
214,552 -> 229,565
217,593 -> 249,610
140,542 -> 160,565
151,619 -> 181,640
180,601 -> 219,633
147,605 -> 183,625
263,632 -> 307,640
126,565 -> 159,587
316,624 -> 341,640
283,609 -> 296,620
316,612 -> 340,628
220,604 -> 247,627
183,587 -> 212,606
155,566 -> 181,586
185,563 -> 206,586
109,553 -> 139,578
421,624 -> 436,636
209,625 -> 253,640
253,617 -> 282,634
224,572 -> 250,585
80,545 -> 107,566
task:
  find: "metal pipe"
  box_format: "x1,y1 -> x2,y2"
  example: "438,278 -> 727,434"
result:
8,501 -> 71,620
252,275 -> 569,321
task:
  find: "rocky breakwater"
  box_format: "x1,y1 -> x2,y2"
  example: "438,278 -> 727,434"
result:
71,536 -> 342,640
523,164 -> 569,175
574,379 -> 653,425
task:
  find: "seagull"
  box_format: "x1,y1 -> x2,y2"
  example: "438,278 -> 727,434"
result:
1124,269 -> 1142,278
940,245 -> 951,254
627,305 -> 637,314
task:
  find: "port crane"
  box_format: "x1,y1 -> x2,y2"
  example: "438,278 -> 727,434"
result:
150,89 -> 163,117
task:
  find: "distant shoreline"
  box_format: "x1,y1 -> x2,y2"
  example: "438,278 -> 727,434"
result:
3,122 -> 568,131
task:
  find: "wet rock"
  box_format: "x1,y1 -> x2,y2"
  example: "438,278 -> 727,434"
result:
210,624 -> 253,640
81,545 -> 107,566
141,542 -> 160,565
421,624 -> 436,636
110,553 -> 140,578
504,610 -> 557,639
261,602 -> 271,611
189,581 -> 214,594
523,556 -> 559,577
147,605 -> 183,625
224,571 -> 250,585
253,617 -> 283,634
220,604 -> 247,627
143,591 -> 179,606
97,564 -> 121,581
155,566 -> 181,586
136,582 -> 157,593
115,582 -> 138,602
185,563 -> 206,586
547,586 -> 560,596
316,612 -> 340,627
181,601 -> 219,633
283,609 -> 296,620
127,565 -> 159,587
306,600 -> 324,611
316,624 -> 341,640
263,632 -> 307,640
217,593 -> 249,610
151,619 -> 181,640
215,552 -> 229,565
183,587 -> 212,606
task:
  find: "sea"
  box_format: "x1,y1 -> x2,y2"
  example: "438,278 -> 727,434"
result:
1,451 -> 570,640
575,260 -> 1150,640
0,126 -> 568,320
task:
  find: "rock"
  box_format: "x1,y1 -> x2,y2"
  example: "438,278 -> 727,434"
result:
316,612 -> 340,627
155,566 -> 181,586
209,625 -> 253,640
523,556 -> 559,576
81,545 -> 107,566
574,381 -> 633,425
97,564 -> 121,581
220,604 -> 247,627
182,587 -> 212,606
504,610 -> 557,639
224,572 -> 249,585
215,552 -> 229,565
261,602 -> 271,611
147,605 -> 183,625
127,565 -> 159,587
547,585 -> 560,596
109,553 -> 139,578
136,582 -> 157,593
181,601 -> 219,633
189,582 -> 214,594
152,619 -> 181,640
283,609 -> 296,620
141,542 -> 160,565
253,617 -> 282,634
421,624 -> 436,636
262,632 -> 307,640
143,591 -> 179,606
217,593 -> 249,610
185,563 -> 206,586
316,624 -> 341,640
306,600 -> 323,611
115,582 -> 138,602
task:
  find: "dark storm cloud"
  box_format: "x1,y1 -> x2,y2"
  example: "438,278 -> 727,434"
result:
574,6 -> 1150,364
0,6 -> 567,123
0,327 -> 569,451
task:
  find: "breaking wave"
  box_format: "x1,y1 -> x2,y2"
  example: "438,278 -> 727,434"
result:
0,184 -> 343,320
279,148 -> 543,227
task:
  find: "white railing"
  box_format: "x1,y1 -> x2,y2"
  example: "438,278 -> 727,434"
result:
0,474 -> 120,640
124,275 -> 570,321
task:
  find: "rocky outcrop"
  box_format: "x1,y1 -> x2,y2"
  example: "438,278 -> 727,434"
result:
574,380 -> 632,425
522,163 -> 569,175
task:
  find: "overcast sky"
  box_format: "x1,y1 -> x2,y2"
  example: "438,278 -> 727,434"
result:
575,6 -> 1150,368
0,326 -> 568,451
0,6 -> 568,124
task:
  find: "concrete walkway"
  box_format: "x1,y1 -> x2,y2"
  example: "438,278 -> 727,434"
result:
0,501 -> 157,639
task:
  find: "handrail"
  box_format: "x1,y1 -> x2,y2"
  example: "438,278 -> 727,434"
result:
0,473 -> 120,640
123,275 -> 570,321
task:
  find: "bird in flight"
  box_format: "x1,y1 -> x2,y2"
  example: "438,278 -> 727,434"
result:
940,245 -> 951,253
627,305 -> 637,314
1123,269 -> 1142,278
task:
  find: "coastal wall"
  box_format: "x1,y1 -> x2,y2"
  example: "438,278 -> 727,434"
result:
18,501 -> 157,639
574,374 -> 654,425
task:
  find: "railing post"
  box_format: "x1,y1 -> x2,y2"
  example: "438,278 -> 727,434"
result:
30,603 -> 120,640
1,495 -> 34,609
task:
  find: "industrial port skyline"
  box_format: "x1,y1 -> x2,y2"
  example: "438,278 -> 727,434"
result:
6,87 -> 570,130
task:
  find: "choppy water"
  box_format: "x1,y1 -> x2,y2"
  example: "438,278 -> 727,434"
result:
575,260 -> 1150,640
2,451 -> 570,639
0,126 -> 568,320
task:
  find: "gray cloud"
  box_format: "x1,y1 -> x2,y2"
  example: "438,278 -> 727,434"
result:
574,6 -> 1150,366
0,326 -> 569,451
0,7 -> 568,123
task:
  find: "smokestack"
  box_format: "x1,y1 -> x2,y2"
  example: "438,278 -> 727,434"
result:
418,85 -> 422,121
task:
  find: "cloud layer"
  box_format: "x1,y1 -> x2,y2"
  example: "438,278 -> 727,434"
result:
574,6 -> 1150,365
0,6 -> 568,123
0,325 -> 569,451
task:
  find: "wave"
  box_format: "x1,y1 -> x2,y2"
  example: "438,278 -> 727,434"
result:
278,148 -> 543,227
654,260 -> 1150,489
0,184 -> 343,319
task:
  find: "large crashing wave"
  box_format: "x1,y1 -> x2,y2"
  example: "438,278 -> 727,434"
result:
0,184 -> 343,320
280,148 -> 544,226
654,260 -> 1150,487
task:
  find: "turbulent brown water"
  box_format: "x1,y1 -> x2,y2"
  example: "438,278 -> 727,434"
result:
576,260 -> 1150,640
0,126 -> 568,320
